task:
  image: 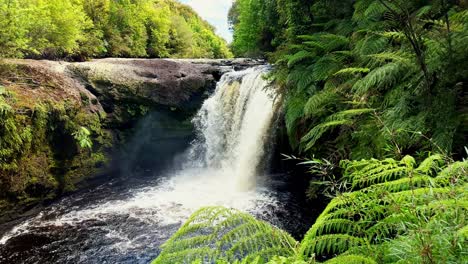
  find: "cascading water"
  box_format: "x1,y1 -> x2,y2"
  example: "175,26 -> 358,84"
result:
0,66 -> 287,264
187,66 -> 278,190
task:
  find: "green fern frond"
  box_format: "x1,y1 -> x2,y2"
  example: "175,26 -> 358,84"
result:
153,207 -> 297,264
364,1 -> 387,19
311,55 -> 343,81
300,233 -> 365,257
301,120 -> 352,151
352,63 -> 406,95
355,35 -> 388,55
415,154 -> 444,174
324,254 -> 377,264
287,50 -> 315,68
301,109 -> 374,151
367,52 -> 413,65
285,92 -> 309,149
333,67 -> 370,77
435,160 -> 468,185
304,90 -> 341,117
379,31 -> 406,41
299,33 -> 350,53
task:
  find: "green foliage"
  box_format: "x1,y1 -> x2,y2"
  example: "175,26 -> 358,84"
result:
0,0 -> 232,59
240,0 -> 468,161
153,207 -> 297,264
0,66 -> 111,203
73,126 -> 93,149
154,156 -> 467,263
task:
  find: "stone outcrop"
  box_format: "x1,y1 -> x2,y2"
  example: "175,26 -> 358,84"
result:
0,58 -> 263,222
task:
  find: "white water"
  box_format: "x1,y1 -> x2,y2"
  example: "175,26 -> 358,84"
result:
0,67 -> 280,253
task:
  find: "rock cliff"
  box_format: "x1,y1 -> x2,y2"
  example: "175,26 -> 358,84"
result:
0,58 -> 263,221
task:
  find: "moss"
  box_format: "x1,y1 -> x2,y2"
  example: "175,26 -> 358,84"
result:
0,62 -> 113,207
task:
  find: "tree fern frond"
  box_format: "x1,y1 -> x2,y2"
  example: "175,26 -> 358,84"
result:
153,207 -> 296,264
324,254 -> 377,264
435,160 -> 468,185
299,33 -> 350,53
301,109 -> 374,151
285,92 -> 309,149
367,51 -> 413,65
304,90 -> 341,117
379,30 -> 406,42
355,35 -> 388,55
334,67 -> 370,77
415,154 -> 444,175
287,50 -> 315,68
352,63 -> 406,95
364,1 -> 387,19
300,233 -> 364,257
301,120 -> 352,151
311,55 -> 343,81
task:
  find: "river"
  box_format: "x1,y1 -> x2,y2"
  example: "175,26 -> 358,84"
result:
0,67 -> 310,264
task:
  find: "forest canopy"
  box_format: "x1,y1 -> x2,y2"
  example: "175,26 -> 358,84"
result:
0,0 -> 232,60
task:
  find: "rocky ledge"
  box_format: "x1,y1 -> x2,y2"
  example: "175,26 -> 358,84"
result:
0,58 -> 263,222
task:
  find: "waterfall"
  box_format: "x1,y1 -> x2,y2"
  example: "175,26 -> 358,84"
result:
0,67 -> 283,260
187,66 -> 278,190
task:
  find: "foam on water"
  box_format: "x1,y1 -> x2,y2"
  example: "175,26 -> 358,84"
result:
0,67 -> 281,255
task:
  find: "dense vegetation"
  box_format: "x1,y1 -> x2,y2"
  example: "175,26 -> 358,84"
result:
154,155 -> 467,263
0,62 -> 111,211
155,0 -> 468,263
0,0 -> 232,60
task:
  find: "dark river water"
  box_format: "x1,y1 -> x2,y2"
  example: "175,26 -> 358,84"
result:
0,172 -> 310,264
0,67 -> 316,264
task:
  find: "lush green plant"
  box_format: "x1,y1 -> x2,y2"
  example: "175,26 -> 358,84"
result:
0,62 -> 111,203
259,0 -> 468,163
72,126 -> 93,149
153,207 -> 297,264
0,0 -> 232,59
153,155 -> 467,263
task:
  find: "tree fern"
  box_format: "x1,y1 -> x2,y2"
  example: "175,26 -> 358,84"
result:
324,254 -> 377,264
301,108 -> 374,151
303,90 -> 341,117
153,156 -> 466,263
152,207 -> 297,264
298,155 -> 467,259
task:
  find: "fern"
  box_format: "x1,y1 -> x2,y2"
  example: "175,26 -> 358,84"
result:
153,207 -> 297,264
352,63 -> 406,95
303,90 -> 341,117
324,254 -> 377,264
301,108 -> 374,151
287,50 -> 315,68
153,157 -> 467,263
333,67 -> 370,77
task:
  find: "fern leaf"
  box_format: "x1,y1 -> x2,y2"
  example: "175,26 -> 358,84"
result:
352,63 -> 405,95
301,109 -> 374,151
334,67 -> 370,77
153,207 -> 296,264
287,50 -> 315,68
303,90 -> 340,117
324,254 -> 377,264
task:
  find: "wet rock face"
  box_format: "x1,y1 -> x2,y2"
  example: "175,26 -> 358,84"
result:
0,58 -> 264,220
68,58 -> 264,108
65,58 -> 265,129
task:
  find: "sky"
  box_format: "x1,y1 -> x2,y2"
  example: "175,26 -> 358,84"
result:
180,0 -> 233,43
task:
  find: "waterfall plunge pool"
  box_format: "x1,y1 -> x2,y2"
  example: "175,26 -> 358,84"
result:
0,67 -> 312,263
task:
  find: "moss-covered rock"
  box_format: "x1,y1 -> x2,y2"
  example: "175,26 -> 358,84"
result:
0,61 -> 111,212
0,58 -> 263,217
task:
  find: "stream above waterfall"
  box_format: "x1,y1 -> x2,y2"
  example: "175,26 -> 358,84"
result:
0,67 -> 312,264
